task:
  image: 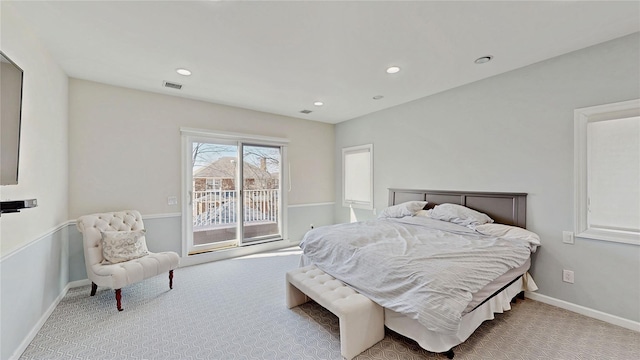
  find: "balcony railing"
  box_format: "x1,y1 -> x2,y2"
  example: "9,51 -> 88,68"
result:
193,189 -> 279,228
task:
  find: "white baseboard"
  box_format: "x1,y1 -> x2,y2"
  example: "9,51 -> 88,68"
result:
287,202 -> 335,208
9,283 -> 73,360
525,291 -> 640,332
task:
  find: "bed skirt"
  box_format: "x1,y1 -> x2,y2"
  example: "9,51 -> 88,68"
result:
384,273 -> 538,352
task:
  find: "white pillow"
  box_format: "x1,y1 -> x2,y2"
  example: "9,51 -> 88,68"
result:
429,203 -> 493,226
475,223 -> 541,246
378,201 -> 427,219
414,209 -> 432,218
101,229 -> 149,264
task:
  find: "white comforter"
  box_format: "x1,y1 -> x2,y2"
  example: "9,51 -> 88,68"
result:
299,216 -> 538,335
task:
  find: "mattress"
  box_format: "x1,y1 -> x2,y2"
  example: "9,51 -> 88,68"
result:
463,257 -> 531,314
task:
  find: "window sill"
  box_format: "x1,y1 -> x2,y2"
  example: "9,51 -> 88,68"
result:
343,202 -> 374,210
576,229 -> 640,246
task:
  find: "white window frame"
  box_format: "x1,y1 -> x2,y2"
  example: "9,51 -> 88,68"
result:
342,144 -> 373,210
574,99 -> 640,245
180,127 -> 289,257
205,178 -> 215,190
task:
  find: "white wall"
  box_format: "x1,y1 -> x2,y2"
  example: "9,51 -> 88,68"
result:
0,4 -> 69,360
68,79 -> 334,218
334,33 -> 640,322
0,3 -> 69,256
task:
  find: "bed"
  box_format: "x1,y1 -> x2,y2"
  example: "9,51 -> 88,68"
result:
299,189 -> 539,358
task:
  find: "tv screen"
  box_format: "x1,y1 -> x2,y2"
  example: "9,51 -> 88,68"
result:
1,51 -> 24,186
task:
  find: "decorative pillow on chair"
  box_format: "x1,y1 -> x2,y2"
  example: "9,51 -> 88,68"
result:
101,229 -> 149,264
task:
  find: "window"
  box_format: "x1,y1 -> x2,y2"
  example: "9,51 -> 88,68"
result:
574,99 -> 640,245
342,144 -> 373,210
205,178 -> 216,190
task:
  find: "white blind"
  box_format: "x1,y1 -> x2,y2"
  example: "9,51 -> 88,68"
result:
587,116 -> 640,232
343,144 -> 373,209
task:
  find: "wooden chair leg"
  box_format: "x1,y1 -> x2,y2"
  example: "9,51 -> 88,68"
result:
169,270 -> 174,289
115,289 -> 123,311
445,349 -> 455,359
90,282 -> 97,296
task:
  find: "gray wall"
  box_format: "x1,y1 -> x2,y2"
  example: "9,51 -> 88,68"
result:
334,33 -> 640,321
0,227 -> 69,360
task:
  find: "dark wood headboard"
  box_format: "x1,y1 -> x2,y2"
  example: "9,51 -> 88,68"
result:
388,189 -> 527,228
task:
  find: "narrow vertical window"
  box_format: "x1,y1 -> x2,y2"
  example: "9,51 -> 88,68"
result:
574,99 -> 640,245
587,117 -> 639,233
342,144 -> 373,210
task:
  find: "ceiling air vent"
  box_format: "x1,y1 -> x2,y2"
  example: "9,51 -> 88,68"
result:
163,81 -> 182,90
300,109 -> 312,114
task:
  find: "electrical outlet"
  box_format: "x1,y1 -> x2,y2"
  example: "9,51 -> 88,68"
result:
562,231 -> 574,244
167,196 -> 178,206
562,269 -> 575,284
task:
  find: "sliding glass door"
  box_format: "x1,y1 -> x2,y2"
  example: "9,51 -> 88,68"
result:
242,144 -> 282,243
190,140 -> 239,253
185,135 -> 284,255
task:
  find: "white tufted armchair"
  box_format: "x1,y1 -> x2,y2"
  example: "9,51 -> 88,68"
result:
76,210 -> 180,311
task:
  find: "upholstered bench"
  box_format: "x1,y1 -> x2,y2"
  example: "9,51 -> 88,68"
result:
286,265 -> 384,360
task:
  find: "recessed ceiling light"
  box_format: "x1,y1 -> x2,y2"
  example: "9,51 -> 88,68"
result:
474,56 -> 493,64
373,95 -> 384,100
386,66 -> 401,74
176,68 -> 192,76
313,101 -> 324,106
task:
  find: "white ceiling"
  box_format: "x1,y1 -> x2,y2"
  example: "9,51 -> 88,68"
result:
5,1 -> 639,124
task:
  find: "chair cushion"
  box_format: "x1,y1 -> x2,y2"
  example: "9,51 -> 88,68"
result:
91,251 -> 180,289
101,229 -> 149,264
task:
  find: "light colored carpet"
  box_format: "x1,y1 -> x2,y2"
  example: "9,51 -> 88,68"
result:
20,247 -> 640,359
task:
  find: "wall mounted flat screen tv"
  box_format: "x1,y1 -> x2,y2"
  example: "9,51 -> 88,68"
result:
1,51 -> 24,186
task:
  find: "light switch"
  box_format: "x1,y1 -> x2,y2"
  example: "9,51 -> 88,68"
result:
168,196 -> 178,206
562,231 -> 574,244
